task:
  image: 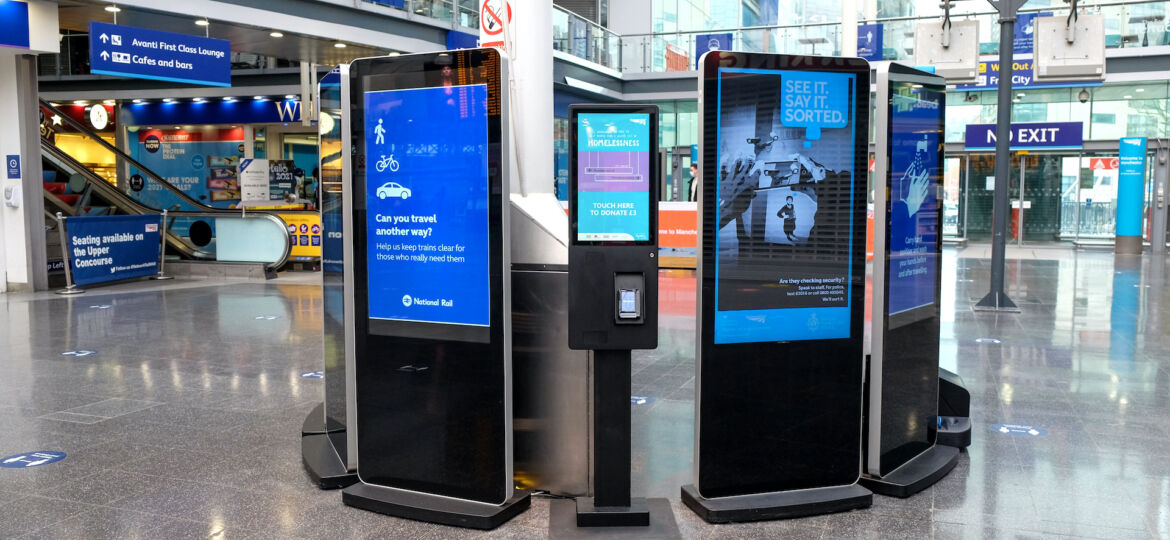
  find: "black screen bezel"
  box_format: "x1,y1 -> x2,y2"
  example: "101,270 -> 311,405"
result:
568,104 -> 659,247
349,49 -> 510,505
695,51 -> 871,499
877,64 -> 946,476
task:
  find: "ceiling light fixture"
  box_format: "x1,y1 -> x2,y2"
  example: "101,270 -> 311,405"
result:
132,98 -> 143,103
334,42 -> 347,48
74,100 -> 88,105
103,99 -> 116,105
195,19 -> 210,27
162,98 -> 175,103
284,94 -> 296,99
270,31 -> 283,38
104,5 -> 120,12
1136,88 -> 1145,93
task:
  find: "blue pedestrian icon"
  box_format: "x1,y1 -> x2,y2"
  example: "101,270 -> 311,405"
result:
61,350 -> 98,357
300,371 -> 325,379
1,451 -> 67,469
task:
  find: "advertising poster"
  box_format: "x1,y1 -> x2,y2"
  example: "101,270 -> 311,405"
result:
279,213 -> 323,260
887,84 -> 943,320
1013,13 -> 1050,55
128,127 -> 244,210
269,159 -> 300,201
364,84 -> 491,327
714,68 -> 857,344
238,158 -> 270,201
1117,137 -> 1147,237
65,214 -> 161,286
575,112 -> 651,242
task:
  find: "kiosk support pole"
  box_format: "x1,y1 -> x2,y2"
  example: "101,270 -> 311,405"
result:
593,349 -> 633,509
976,0 -> 1024,313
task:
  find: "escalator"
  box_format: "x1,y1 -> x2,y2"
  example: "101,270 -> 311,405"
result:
40,100 -> 315,277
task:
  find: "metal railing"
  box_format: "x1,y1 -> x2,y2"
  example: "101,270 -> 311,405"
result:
553,5 -> 622,71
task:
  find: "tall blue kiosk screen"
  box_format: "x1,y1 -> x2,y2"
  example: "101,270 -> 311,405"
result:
363,84 -> 491,335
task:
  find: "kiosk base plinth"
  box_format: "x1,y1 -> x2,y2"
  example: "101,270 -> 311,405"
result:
680,483 -> 871,523
937,416 -> 972,449
301,402 -> 331,436
342,482 -> 530,530
574,497 -> 650,527
860,445 -> 960,498
549,498 -> 680,539
300,433 -> 356,489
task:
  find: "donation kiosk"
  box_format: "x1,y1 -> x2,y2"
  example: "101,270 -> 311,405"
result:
862,63 -> 959,497
301,64 -> 358,490
551,103 -> 679,538
682,52 -> 873,522
339,49 -> 530,529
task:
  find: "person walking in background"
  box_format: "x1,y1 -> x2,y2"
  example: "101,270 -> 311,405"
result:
689,163 -> 699,202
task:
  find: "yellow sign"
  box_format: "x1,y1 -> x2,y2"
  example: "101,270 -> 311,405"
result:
279,213 -> 323,260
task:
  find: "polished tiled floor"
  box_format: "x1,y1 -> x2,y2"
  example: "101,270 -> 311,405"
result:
1,248 -> 1168,539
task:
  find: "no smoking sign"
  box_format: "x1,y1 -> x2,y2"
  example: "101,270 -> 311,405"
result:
480,0 -> 511,35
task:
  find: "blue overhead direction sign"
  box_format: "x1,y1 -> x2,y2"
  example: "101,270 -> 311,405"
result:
89,22 -> 231,87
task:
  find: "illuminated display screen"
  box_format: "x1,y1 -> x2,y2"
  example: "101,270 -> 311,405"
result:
363,84 -> 490,328
713,68 -> 859,344
575,112 -> 652,242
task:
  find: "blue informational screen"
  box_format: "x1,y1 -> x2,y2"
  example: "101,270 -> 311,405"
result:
713,68 -> 858,344
887,83 -> 943,317
575,113 -> 652,242
363,84 -> 490,327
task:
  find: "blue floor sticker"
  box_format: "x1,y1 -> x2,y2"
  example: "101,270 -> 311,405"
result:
299,371 -> 325,379
990,423 -> 1047,437
975,337 -> 1002,344
60,350 -> 98,357
631,395 -> 654,405
1,451 -> 67,468
254,315 -> 281,320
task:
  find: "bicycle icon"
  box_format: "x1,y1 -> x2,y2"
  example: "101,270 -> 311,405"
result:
376,154 -> 400,173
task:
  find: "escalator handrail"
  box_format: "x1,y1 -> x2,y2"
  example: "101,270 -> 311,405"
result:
41,141 -> 292,270
39,99 -> 317,216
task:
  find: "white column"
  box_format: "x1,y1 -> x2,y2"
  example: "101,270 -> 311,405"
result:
841,0 -> 859,57
1,1 -> 59,292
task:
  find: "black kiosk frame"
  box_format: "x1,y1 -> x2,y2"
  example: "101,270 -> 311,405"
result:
559,103 -> 679,535
302,64 -> 359,490
682,51 -> 873,523
860,62 -> 959,498
339,49 -> 529,529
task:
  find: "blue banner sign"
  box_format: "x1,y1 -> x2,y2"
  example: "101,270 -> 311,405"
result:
447,30 -> 479,50
1117,137 -> 1147,237
695,33 -> 732,70
956,60 -> 1101,92
964,122 -> 1083,151
857,23 -> 883,61
0,0 -> 29,49
89,22 -> 231,87
125,99 -> 303,126
65,214 -> 162,286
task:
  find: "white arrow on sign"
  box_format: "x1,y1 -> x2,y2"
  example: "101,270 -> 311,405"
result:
100,33 -> 108,43
100,51 -> 109,60
999,426 -> 1010,433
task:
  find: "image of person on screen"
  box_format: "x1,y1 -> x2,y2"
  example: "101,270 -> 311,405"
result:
778,195 -> 797,242
891,136 -> 931,252
689,163 -> 699,201
718,156 -> 760,250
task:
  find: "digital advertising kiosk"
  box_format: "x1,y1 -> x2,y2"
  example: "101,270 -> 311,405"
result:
301,64 -> 358,490
862,63 -> 959,497
339,49 -> 530,529
682,51 -> 873,522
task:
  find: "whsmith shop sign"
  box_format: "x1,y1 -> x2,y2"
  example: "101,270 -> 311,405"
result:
964,122 -> 1084,151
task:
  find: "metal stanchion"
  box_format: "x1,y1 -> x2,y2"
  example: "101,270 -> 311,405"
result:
151,210 -> 174,280
54,212 -> 85,295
